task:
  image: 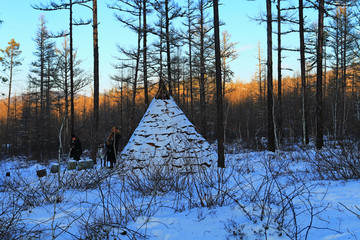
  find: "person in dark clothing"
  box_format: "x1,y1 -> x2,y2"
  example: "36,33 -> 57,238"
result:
70,135 -> 82,161
105,127 -> 121,168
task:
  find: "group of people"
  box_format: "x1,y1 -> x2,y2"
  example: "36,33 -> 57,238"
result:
69,126 -> 121,168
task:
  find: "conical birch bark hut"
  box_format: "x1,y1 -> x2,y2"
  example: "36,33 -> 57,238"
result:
119,83 -> 216,170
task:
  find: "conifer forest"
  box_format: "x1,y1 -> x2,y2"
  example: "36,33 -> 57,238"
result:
0,0 -> 358,161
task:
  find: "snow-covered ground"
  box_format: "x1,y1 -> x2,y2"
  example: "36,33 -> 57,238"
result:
1,146 -> 360,239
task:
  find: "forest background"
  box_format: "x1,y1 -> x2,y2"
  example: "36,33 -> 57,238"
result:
0,0 -> 360,161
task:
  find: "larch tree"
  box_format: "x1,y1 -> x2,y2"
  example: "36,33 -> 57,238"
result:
152,3 -> 166,86
329,11 -> 341,140
54,35 -> 91,153
220,30 -> 237,143
143,0 -> 150,106
327,1 -> 357,139
110,70 -> 131,142
337,2 -> 356,138
166,0 -> 182,96
28,16 -> 58,159
109,0 -> 143,135
274,0 -> 296,146
152,0 -> 181,99
220,30 -> 238,98
351,1 -> 360,123
298,0 -> 309,145
0,38 -> 22,137
33,0 -> 92,136
152,0 -> 182,96
256,41 -> 266,134
182,0 -> 196,121
193,0 -> 213,138
55,36 -> 71,149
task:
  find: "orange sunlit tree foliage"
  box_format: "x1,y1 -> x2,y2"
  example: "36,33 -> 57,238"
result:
1,67 -> 360,159
0,99 -> 7,120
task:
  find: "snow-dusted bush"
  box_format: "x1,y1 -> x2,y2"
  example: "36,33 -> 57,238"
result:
126,164 -> 184,196
60,168 -> 112,190
226,152 -> 329,239
78,217 -> 131,240
3,169 -> 63,208
180,166 -> 236,208
79,215 -> 146,240
0,173 -> 46,239
225,220 -> 246,240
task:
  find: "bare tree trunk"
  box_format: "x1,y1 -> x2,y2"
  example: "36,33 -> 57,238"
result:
70,0 -> 75,135
64,52 -> 69,155
324,40 -> 327,100
267,0 -> 275,152
13,94 -> 17,155
159,22 -> 164,87
258,42 -> 262,100
356,92 -> 360,121
45,62 -> 51,158
316,0 -> 324,150
165,0 -> 172,95
257,42 -> 266,133
189,48 -> 194,120
92,0 -> 99,163
120,80 -> 124,138
299,0 -> 309,145
213,0 -> 224,168
176,48 -> 181,101
40,53 -> 44,160
333,14 -> 340,140
199,0 -> 207,137
130,8 -> 142,135
6,62 -> 13,134
186,0 -> 194,121
143,0 -> 149,106
341,2 -> 348,137
277,0 -> 282,146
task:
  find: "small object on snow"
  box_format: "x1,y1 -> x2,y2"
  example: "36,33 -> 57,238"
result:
5,172 -> 10,177
67,160 -> 77,170
77,160 -> 94,171
36,169 -> 47,178
50,163 -> 60,173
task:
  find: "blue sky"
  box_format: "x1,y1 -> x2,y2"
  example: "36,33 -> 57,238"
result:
0,0 -> 309,96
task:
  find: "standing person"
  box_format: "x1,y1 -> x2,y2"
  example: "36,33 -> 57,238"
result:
70,135 -> 82,161
105,127 -> 121,168
97,143 -> 105,167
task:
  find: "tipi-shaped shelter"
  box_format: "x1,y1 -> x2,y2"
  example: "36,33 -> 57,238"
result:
119,83 -> 217,170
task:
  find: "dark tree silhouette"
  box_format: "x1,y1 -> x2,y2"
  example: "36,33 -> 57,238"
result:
92,0 -> 100,163
267,0 -> 275,152
316,0 -> 324,150
213,0 -> 224,168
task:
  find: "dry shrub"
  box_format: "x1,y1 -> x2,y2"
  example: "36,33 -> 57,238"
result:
306,142 -> 360,180
60,168 -> 113,190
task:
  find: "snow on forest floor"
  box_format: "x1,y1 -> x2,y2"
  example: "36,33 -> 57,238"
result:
1,144 -> 360,239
